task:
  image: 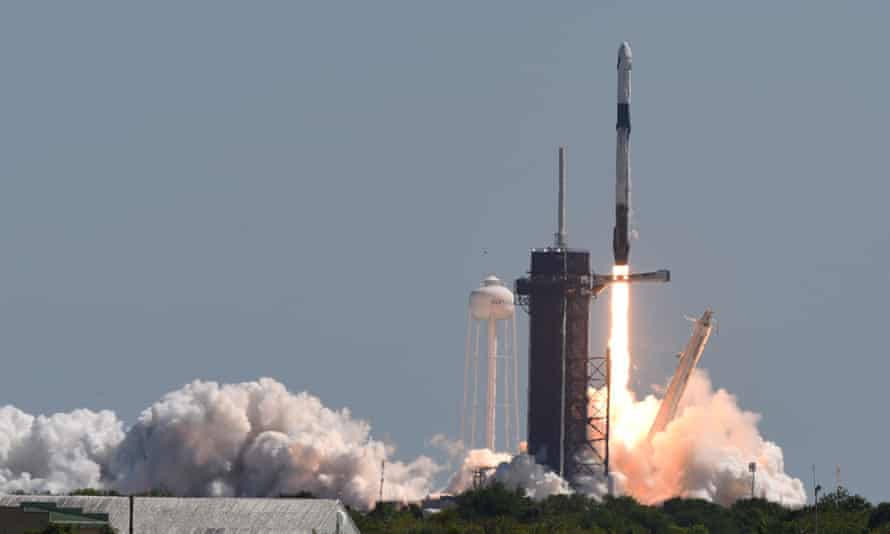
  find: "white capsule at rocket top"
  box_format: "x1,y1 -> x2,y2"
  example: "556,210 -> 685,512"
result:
613,41 -> 632,265
617,41 -> 632,105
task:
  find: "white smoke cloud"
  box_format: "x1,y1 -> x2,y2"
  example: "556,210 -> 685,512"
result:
493,454 -> 572,501
606,370 -> 807,507
445,448 -> 512,494
0,373 -> 806,510
445,449 -> 571,501
0,406 -> 124,494
0,378 -> 439,510
426,433 -> 465,460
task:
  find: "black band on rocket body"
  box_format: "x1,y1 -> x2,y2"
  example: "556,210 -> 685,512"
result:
617,104 -> 631,131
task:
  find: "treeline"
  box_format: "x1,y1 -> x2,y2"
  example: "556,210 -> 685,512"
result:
351,483 -> 890,534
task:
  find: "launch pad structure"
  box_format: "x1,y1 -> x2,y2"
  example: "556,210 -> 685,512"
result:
516,246 -> 600,480
515,145 -> 669,485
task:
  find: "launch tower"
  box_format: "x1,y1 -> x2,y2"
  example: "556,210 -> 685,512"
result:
516,146 -> 670,485
515,147 -> 610,481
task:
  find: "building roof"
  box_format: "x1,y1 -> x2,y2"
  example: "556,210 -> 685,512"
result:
19,502 -> 111,527
0,496 -> 360,534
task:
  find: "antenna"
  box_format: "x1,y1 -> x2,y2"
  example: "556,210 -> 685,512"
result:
554,146 -> 567,248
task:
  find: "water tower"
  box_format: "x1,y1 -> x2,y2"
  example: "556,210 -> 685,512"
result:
461,274 -> 520,452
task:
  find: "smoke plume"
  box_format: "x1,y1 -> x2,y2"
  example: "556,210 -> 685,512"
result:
0,378 -> 438,510
604,370 -> 807,506
446,449 -> 571,501
0,373 -> 805,509
445,448 -> 511,494
445,370 -> 806,507
0,407 -> 123,494
493,455 -> 573,500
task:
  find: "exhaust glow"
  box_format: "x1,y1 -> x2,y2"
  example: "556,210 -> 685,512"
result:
609,264 -> 631,401
608,263 -> 652,448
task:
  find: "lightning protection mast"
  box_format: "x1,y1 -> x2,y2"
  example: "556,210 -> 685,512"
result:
515,146 -> 606,483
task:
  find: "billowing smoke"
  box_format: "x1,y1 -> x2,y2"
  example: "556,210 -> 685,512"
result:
0,378 -> 438,510
446,449 -> 571,501
603,370 -> 807,506
0,373 -> 806,509
493,455 -> 573,500
445,448 -> 511,494
0,407 -> 123,494
445,370 -> 806,508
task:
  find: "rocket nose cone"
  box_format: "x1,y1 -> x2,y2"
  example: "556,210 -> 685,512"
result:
618,41 -> 632,64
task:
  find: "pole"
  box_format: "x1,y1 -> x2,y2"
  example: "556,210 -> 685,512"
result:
558,253 -> 567,477
502,320 -> 510,453
379,459 -> 385,503
555,146 -> 567,248
129,495 -> 134,534
813,464 -> 820,534
486,317 -> 497,451
605,347 -> 612,494
461,311 -> 472,447
512,314 -> 520,452
470,324 -> 481,448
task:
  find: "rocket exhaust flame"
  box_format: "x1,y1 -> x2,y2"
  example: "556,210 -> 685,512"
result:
608,264 -> 631,397
607,263 -> 665,452
599,267 -> 806,504
598,263 -> 805,505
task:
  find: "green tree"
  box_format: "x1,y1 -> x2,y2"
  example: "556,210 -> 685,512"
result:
348,482 -> 890,534
815,486 -> 872,533
870,502 -> 890,530
454,482 -> 533,521
661,498 -> 736,534
730,498 -> 790,533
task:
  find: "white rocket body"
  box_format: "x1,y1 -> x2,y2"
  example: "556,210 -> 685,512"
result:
613,42 -> 632,266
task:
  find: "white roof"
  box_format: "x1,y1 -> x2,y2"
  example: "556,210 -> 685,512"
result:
0,495 -> 360,534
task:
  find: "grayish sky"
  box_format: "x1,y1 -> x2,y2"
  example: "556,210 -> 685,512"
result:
2,1 -> 888,501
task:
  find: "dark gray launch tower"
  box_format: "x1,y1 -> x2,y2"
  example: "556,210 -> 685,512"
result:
515,147 -> 610,483
515,146 -> 669,485
516,249 -> 606,481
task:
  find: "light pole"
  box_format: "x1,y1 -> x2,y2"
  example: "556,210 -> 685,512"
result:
748,462 -> 756,499
814,484 -> 822,534
813,463 -> 820,534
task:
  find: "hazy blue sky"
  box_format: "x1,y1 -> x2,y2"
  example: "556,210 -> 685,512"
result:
2,1 -> 888,500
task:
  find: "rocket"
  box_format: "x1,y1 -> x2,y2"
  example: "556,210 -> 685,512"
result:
613,41 -> 632,266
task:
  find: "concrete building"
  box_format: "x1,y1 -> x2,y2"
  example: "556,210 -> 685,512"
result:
0,496 -> 360,534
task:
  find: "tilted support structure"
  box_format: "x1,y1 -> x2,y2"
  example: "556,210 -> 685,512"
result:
647,309 -> 714,442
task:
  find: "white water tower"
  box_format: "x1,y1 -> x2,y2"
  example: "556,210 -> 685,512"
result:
462,274 -> 520,452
